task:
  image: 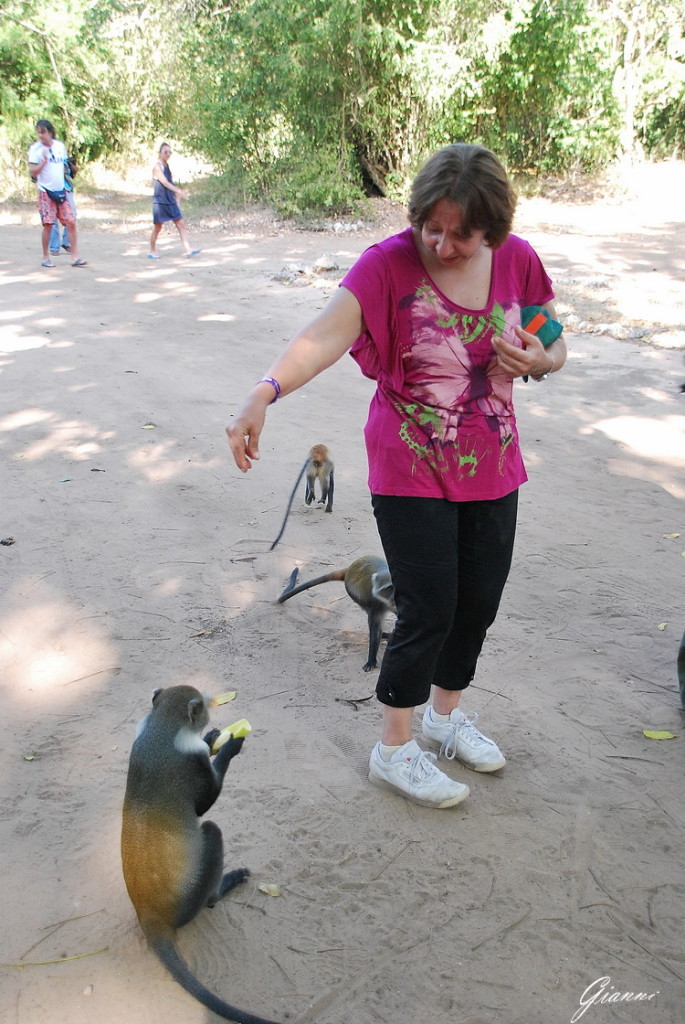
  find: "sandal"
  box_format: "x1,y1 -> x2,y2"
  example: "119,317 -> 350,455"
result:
71,258 -> 88,267
41,259 -> 55,268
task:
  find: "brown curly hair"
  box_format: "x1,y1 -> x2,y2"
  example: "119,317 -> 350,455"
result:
408,143 -> 516,250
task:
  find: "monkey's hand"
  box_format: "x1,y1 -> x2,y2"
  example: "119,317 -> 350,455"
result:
203,728 -> 221,750
210,718 -> 252,754
211,734 -> 246,778
219,734 -> 245,759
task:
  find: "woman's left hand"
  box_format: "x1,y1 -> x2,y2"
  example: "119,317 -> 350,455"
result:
492,326 -> 553,379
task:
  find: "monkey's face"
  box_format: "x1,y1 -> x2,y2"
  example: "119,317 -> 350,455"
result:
310,444 -> 329,463
371,571 -> 396,612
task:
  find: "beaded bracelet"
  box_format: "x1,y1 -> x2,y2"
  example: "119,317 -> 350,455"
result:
258,376 -> 281,403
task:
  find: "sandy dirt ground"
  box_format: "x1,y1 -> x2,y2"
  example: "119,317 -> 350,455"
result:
1,166 -> 685,1024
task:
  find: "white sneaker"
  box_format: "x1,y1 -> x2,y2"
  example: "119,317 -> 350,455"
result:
422,707 -> 506,772
368,739 -> 469,808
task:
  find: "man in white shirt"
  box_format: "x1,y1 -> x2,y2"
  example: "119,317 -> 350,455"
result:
28,120 -> 86,268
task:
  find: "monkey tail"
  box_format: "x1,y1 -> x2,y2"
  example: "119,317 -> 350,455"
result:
279,566 -> 299,597
277,568 -> 346,603
153,936 -> 283,1024
269,459 -> 309,550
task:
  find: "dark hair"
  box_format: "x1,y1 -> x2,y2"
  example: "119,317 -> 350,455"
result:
36,119 -> 56,138
408,143 -> 516,249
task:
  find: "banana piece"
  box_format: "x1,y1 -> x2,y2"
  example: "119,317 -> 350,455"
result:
210,718 -> 252,753
209,691 -> 237,707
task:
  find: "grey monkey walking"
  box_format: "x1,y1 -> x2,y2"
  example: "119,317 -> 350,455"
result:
278,554 -> 395,671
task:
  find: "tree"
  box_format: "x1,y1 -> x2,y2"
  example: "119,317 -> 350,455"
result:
599,0 -> 685,157
2,0 -> 683,205
476,0 -> 620,174
0,0 -> 183,177
174,0 -> 503,207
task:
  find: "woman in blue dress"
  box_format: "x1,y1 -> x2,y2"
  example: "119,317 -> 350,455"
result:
148,142 -> 200,259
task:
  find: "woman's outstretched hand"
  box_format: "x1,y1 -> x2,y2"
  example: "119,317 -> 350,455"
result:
226,390 -> 271,472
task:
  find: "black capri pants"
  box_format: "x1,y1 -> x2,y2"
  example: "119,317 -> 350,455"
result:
372,491 -> 518,708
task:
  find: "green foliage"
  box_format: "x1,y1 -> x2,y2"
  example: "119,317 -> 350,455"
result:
174,0 -> 633,200
176,0 -> 502,201
477,0 -> 620,174
266,146 -> 364,218
0,0 -> 185,193
641,93 -> 685,157
609,0 -> 685,158
1,0 -> 683,208
1,1 -> 121,159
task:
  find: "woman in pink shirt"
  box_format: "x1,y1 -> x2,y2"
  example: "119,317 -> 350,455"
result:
228,143 -> 566,809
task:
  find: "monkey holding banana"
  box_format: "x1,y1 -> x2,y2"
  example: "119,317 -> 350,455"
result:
278,554 -> 395,671
270,444 -> 334,550
121,685 -> 282,1024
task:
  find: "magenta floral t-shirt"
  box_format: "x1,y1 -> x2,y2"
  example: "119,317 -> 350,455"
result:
342,227 -> 554,501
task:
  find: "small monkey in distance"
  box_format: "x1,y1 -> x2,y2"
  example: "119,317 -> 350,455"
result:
304,443 -> 334,512
270,443 -> 334,550
121,685 -> 282,1024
